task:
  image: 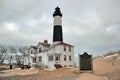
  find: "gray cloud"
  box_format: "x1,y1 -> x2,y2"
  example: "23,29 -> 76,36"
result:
0,0 -> 120,57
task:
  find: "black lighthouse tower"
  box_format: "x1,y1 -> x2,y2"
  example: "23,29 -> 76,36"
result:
53,7 -> 63,43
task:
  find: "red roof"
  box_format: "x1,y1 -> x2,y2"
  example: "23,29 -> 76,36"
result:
41,43 -> 51,47
31,46 -> 37,50
51,42 -> 74,48
37,42 -> 51,48
58,42 -> 74,47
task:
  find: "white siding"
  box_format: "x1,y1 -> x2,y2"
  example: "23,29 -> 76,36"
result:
54,16 -> 62,26
37,52 -> 48,68
37,45 -> 43,53
47,44 -> 74,68
24,42 -> 74,69
60,45 -> 74,67
23,57 -> 29,65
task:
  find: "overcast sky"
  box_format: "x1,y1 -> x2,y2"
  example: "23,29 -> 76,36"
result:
0,0 -> 120,58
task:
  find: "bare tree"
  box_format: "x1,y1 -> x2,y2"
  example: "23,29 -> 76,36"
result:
0,44 -> 29,68
9,46 -> 21,67
18,46 -> 29,65
0,45 -> 7,64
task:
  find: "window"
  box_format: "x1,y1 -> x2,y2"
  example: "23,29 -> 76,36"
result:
39,56 -> 42,61
64,46 -> 66,51
64,65 -> 66,67
69,55 -> 71,61
69,47 -> 71,52
69,65 -> 72,67
39,48 -> 42,53
55,55 -> 60,61
55,56 -> 59,61
48,55 -> 53,61
33,57 -> 36,63
64,55 -> 66,61
56,56 -> 59,61
31,50 -> 33,54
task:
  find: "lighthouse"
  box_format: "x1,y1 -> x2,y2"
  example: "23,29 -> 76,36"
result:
23,7 -> 74,69
53,7 -> 63,43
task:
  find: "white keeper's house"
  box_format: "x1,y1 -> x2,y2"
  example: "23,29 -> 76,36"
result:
23,7 -> 74,69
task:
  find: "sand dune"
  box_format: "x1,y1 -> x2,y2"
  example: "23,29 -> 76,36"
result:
93,57 -> 120,74
0,56 -> 120,80
93,58 -> 115,74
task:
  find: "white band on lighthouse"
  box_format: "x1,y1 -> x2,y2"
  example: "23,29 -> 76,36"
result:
54,16 -> 62,26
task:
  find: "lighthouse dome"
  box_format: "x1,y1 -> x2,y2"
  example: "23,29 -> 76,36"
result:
53,7 -> 62,17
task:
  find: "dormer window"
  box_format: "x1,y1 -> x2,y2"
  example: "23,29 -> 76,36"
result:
64,46 -> 66,51
39,48 -> 42,53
